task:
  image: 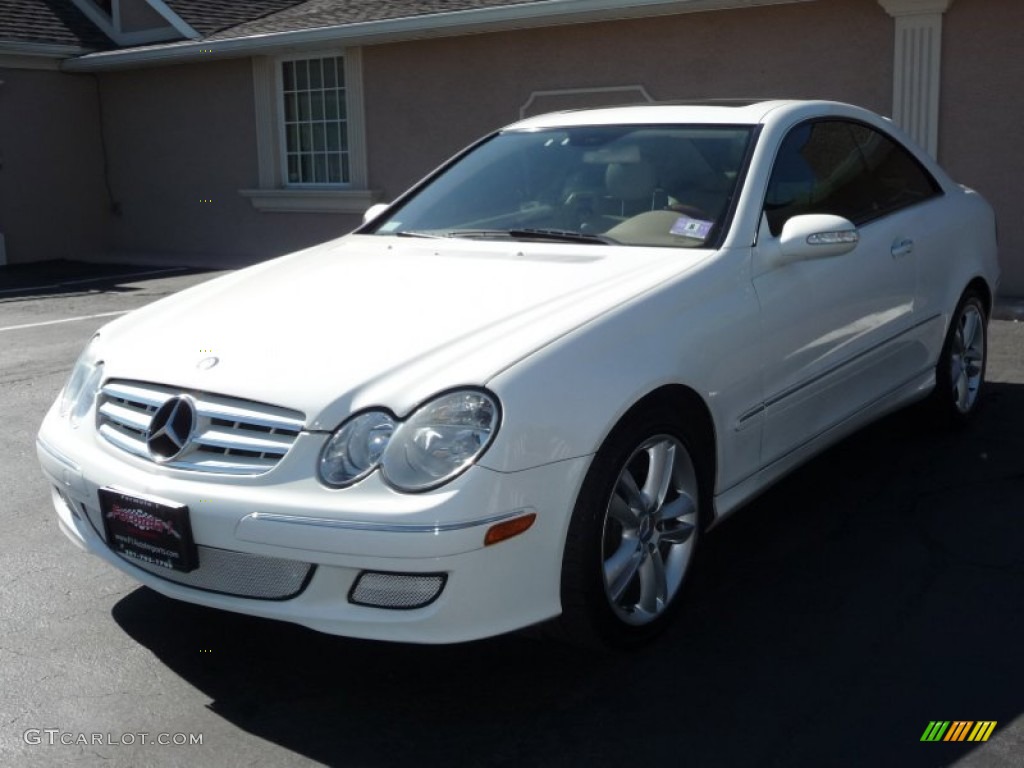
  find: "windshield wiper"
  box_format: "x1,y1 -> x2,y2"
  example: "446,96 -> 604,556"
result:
395,229 -> 513,240
395,228 -> 611,244
394,230 -> 445,239
508,228 -> 612,244
444,229 -> 515,239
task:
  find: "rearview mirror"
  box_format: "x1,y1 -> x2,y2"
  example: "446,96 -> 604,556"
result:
776,214 -> 859,266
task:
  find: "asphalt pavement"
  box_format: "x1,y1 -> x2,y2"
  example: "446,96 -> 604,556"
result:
1,262 -> 1022,768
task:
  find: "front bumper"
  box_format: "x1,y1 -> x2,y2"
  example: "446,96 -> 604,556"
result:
37,401 -> 589,643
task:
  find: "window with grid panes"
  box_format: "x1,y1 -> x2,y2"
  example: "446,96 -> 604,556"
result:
281,56 -> 349,185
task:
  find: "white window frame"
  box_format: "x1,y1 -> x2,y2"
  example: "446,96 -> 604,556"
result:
277,52 -> 352,188
242,48 -> 377,214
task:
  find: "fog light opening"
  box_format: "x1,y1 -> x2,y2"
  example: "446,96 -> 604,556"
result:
484,512 -> 537,547
348,571 -> 447,610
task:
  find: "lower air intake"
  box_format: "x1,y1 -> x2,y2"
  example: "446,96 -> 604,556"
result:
348,571 -> 447,610
84,498 -> 313,600
124,545 -> 315,600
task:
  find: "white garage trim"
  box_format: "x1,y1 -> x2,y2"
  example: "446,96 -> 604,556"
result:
519,86 -> 655,119
878,0 -> 955,158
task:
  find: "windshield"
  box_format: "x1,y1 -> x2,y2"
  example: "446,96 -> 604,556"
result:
368,124 -> 754,248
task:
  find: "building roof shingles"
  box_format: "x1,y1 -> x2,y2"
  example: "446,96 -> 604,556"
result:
0,0 -> 109,49
0,0 -> 553,57
207,0 -> 544,40
163,0 -> 308,37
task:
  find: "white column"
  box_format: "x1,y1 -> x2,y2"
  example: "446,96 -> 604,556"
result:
251,56 -> 280,189
878,0 -> 954,158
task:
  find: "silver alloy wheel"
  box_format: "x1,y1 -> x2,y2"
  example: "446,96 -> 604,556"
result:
950,303 -> 985,414
600,435 -> 698,626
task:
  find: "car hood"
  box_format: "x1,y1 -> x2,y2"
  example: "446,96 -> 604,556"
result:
97,235 -> 709,429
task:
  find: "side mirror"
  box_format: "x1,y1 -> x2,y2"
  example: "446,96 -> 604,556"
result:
362,202 -> 390,225
776,214 -> 859,266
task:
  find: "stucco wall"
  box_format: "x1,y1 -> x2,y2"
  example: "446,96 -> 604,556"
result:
941,0 -> 1023,296
24,0 -> 1016,297
0,67 -> 108,265
362,0 -> 892,203
99,59 -> 357,265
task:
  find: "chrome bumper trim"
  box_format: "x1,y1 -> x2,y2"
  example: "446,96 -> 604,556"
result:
244,508 -> 534,534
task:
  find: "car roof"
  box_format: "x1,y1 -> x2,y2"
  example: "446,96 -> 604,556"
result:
506,99 -> 878,131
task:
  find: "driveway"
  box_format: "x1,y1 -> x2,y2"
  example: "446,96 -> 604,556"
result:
1,262 -> 1022,767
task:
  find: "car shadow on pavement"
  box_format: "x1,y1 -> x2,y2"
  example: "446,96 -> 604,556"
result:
112,382 -> 1024,768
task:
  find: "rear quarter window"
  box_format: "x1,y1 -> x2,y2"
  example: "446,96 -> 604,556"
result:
765,120 -> 942,236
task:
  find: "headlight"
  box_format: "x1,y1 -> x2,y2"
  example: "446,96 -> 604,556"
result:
317,389 -> 500,492
382,390 -> 500,491
318,410 -> 396,487
59,336 -> 104,427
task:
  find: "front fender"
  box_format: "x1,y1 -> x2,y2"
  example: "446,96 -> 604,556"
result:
480,247 -> 763,495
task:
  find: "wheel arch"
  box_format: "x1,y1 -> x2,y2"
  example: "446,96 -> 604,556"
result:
964,275 -> 993,318
553,381 -> 717,647
599,383 -> 718,529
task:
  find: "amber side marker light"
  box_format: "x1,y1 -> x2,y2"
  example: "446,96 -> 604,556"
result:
484,513 -> 537,546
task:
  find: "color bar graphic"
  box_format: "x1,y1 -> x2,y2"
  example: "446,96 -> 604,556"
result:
921,721 -> 949,741
921,721 -> 996,742
944,722 -> 973,741
967,722 -> 997,742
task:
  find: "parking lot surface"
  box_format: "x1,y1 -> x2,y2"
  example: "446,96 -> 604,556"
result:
1,262 -> 1022,767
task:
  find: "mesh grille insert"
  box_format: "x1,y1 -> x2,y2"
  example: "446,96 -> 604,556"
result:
81,501 -> 313,606
82,499 -> 314,600
124,545 -> 315,600
349,571 -> 447,610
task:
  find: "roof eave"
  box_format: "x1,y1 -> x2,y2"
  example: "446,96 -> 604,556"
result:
0,41 -> 97,58
61,0 -> 812,72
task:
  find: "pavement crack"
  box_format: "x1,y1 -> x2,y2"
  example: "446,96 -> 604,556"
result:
2,564 -> 60,590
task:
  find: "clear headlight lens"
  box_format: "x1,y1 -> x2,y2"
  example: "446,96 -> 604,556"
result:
318,410 -> 396,487
382,391 -> 500,491
317,390 -> 500,492
59,336 -> 104,428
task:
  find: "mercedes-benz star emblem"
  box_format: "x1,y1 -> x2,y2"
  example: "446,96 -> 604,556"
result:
147,396 -> 197,462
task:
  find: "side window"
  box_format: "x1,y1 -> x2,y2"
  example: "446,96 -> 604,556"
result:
765,121 -> 873,236
848,124 -> 942,214
765,120 -> 943,236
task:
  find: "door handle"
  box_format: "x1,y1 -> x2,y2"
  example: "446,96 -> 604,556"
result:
891,238 -> 914,258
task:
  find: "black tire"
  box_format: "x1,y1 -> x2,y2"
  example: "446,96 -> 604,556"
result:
931,290 -> 988,423
557,406 -> 707,649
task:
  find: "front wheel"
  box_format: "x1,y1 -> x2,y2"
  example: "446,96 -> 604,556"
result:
558,409 -> 704,647
932,291 -> 988,422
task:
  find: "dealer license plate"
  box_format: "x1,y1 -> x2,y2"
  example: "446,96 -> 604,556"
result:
99,487 -> 198,573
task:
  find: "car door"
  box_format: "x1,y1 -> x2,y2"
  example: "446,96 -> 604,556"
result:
752,119 -> 941,466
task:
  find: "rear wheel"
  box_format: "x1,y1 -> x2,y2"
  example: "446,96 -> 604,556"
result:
932,291 -> 988,422
558,407 -> 704,648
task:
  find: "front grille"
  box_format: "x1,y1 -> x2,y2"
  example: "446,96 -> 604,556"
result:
97,380 -> 305,476
124,545 -> 314,600
80,501 -> 314,600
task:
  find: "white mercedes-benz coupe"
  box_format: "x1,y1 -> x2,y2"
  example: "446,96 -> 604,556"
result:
38,100 -> 998,647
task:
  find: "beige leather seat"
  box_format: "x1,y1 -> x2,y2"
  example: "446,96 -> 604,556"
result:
603,161 -> 664,217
